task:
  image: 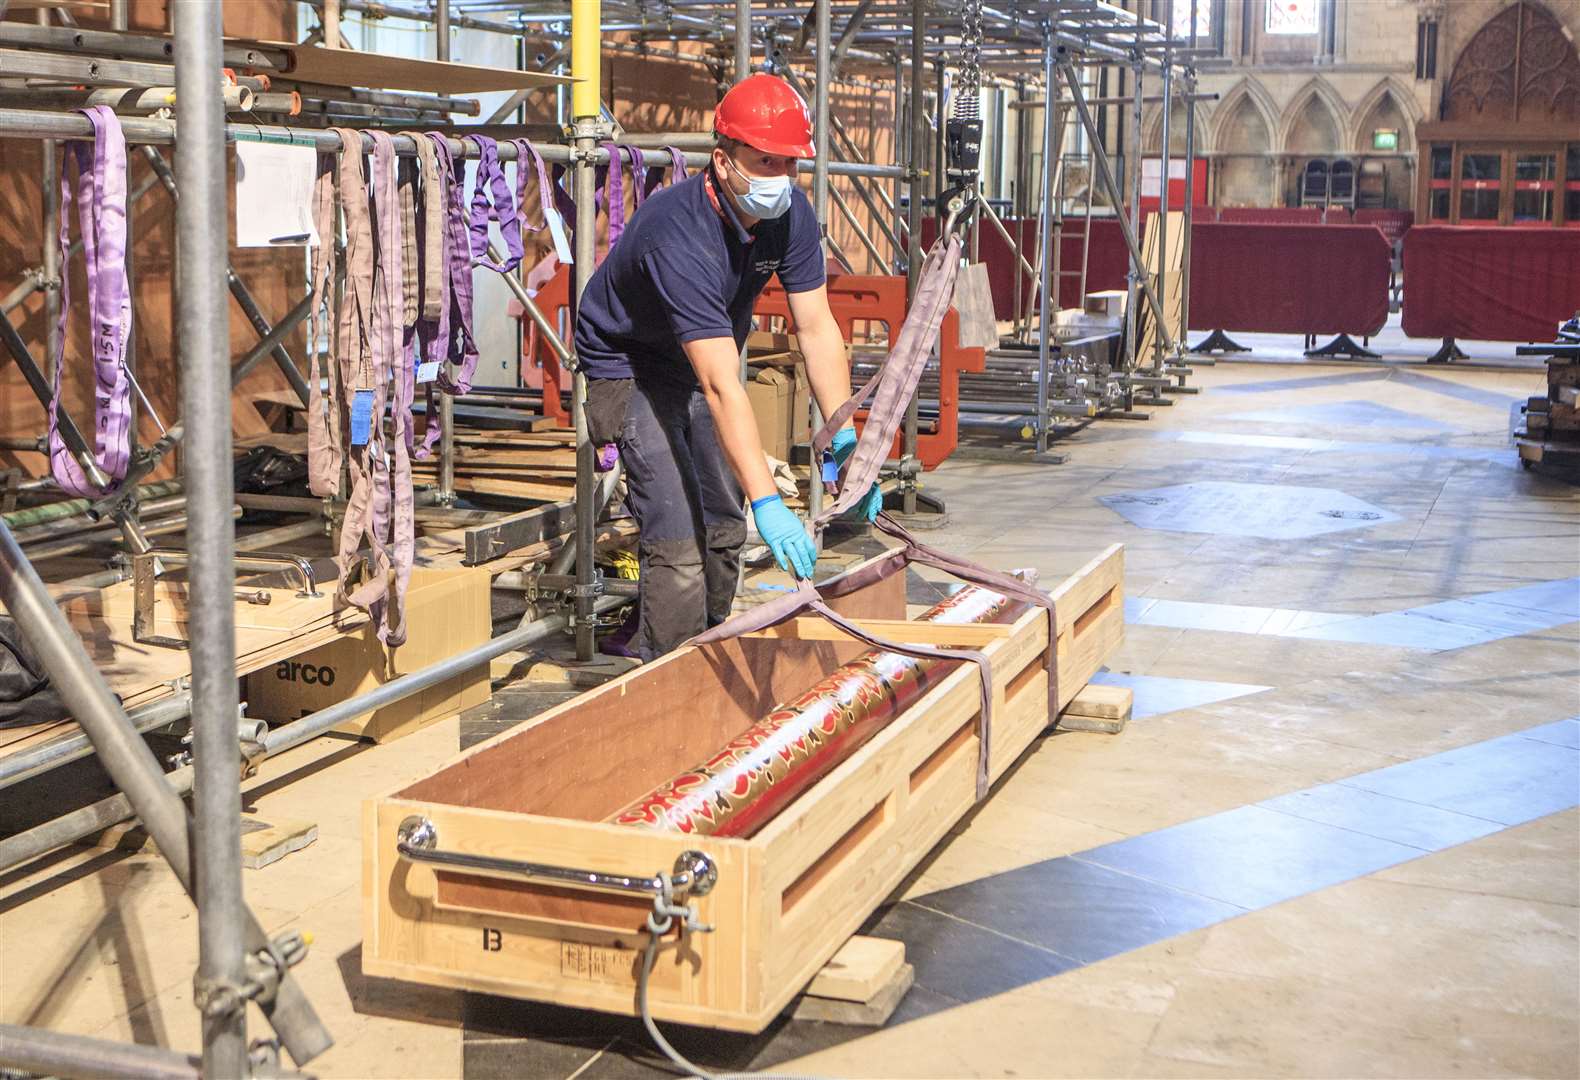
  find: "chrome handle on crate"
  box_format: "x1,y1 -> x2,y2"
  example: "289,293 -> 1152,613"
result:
148,547 -> 321,598
394,815 -> 718,899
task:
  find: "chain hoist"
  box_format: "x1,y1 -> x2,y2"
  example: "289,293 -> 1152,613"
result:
941,0 -> 985,233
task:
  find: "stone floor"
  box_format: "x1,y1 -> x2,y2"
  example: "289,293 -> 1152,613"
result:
1,352 -> 1576,1079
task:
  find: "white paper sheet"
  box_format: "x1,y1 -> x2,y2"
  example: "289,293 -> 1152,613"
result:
235,142 -> 319,248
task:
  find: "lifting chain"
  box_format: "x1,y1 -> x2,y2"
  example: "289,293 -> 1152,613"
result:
958,0 -> 984,110
940,0 -> 985,232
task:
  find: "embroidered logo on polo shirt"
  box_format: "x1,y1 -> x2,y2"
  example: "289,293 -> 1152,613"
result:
753,257 -> 782,274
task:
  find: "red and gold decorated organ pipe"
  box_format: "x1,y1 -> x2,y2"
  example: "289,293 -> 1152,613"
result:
606,584 -> 1024,838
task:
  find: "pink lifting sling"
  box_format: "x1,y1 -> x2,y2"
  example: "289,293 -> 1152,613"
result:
49,105 -> 134,498
308,129 -> 414,647
688,232 -> 1059,802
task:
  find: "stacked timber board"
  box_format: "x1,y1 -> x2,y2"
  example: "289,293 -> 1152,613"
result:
363,543 -> 1126,1032
236,407 -> 579,506
409,428 -> 579,504
1135,211 -> 1186,367
1517,333 -> 1580,475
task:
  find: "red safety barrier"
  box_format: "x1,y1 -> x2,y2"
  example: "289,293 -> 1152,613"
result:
1188,223 -> 1391,335
1401,227 -> 1580,342
757,273 -> 984,469
1354,209 -> 1414,246
1322,207 -> 1353,225
1217,206 -> 1324,225
518,266 -> 574,426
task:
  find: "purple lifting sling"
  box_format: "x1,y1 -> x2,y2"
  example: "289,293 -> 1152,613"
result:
689,232 -> 1059,803
49,105 -> 133,498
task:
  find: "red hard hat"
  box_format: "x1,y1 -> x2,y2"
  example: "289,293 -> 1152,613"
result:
714,74 -> 815,158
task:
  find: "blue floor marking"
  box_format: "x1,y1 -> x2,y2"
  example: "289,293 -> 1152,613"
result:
869,721 -> 1579,1024
1216,370 -> 1390,396
467,722 -> 1580,1076
1101,480 -> 1400,540
1393,368 -> 1526,410
1227,400 -> 1457,430
1088,670 -> 1271,719
1172,430 -> 1506,462
1125,577 -> 1580,651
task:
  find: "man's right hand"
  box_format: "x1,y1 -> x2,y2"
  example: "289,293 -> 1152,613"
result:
750,495 -> 817,579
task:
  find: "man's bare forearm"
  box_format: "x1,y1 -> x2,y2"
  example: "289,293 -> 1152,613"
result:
685,336 -> 779,503
799,317 -> 855,425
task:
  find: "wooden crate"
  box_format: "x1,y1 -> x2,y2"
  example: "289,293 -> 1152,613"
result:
362,545 -> 1124,1032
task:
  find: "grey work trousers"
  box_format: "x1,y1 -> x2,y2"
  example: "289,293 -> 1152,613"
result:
614,377 -> 746,661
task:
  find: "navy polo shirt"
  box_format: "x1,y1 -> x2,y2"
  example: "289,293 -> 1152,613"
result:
573,165 -> 826,385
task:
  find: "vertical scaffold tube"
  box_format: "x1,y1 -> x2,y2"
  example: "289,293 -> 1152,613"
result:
173,0 -> 248,1072
809,0 -> 831,527
570,0 -> 600,660
902,0 -> 925,515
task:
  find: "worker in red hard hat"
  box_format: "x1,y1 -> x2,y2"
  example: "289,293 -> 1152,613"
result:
576,73 -> 881,661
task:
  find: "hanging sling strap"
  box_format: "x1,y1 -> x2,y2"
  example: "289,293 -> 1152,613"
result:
596,140 -> 630,249
397,131 -> 447,458
548,160 -> 578,224
396,156 -> 421,329
807,236 -> 962,519
688,230 -> 1058,802
627,144 -> 686,201
49,105 -> 133,498
331,129 -> 406,646
619,144 -> 649,210
369,131 -> 415,646
464,133 -> 523,273
306,144 -> 343,498
431,133 -> 479,398
508,137 -> 555,235
660,145 -> 688,190
407,132 -> 446,322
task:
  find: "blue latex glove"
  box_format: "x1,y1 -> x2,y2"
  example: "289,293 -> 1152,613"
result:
829,426 -> 883,523
751,495 -> 817,579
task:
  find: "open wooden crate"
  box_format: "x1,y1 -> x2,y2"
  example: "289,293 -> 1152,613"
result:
362,544 -> 1124,1032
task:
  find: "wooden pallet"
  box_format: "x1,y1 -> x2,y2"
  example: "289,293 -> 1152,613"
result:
362,544 -> 1125,1032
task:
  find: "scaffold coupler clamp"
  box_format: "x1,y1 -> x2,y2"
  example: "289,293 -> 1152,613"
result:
560,573 -> 608,630
193,929 -> 308,1024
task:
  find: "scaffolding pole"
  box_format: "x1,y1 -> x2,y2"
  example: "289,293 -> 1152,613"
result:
1153,45 -> 1172,374
435,0 -> 457,507
1179,0 -> 1199,357
735,0 -> 751,78
1125,48 -> 1142,373
0,519 -> 334,1066
570,0 -> 600,661
809,0 -> 830,527
172,0 -> 248,1072
1036,33 -> 1056,455
901,0 -> 924,516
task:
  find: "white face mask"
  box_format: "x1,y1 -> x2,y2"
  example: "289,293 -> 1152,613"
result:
724,156 -> 793,219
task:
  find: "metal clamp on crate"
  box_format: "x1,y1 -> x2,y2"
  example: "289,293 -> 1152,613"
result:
131,547 -> 318,648
394,815 -> 718,906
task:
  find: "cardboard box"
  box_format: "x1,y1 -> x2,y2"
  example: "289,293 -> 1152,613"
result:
1084,290 -> 1128,318
746,363 -> 811,462
245,567 -> 491,744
